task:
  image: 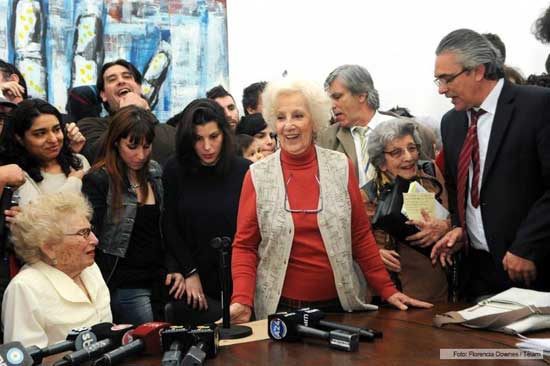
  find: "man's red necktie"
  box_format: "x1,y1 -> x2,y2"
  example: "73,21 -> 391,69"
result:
456,108 -> 486,249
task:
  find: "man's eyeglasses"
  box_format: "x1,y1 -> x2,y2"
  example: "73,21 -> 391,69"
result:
433,69 -> 468,87
284,174 -> 323,214
384,144 -> 420,159
64,227 -> 94,240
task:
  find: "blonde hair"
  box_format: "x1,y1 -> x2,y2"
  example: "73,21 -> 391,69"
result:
11,192 -> 92,264
262,78 -> 332,133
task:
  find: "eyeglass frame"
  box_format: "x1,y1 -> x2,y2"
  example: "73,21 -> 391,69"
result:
384,143 -> 421,159
283,174 -> 323,214
64,226 -> 94,240
433,68 -> 469,87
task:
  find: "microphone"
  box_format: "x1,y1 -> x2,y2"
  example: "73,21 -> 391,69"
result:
268,312 -> 359,352
180,325 -> 219,366
92,322 -> 170,366
0,186 -> 19,258
53,323 -> 135,366
0,342 -> 34,366
210,237 -> 252,340
161,324 -> 219,366
160,326 -> 190,366
296,308 -> 382,341
26,327 -> 97,365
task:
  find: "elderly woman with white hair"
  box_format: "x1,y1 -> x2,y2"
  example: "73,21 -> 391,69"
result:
364,119 -> 451,302
229,79 -> 432,323
2,192 -> 112,347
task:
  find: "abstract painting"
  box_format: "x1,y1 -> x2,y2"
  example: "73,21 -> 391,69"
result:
0,0 -> 229,121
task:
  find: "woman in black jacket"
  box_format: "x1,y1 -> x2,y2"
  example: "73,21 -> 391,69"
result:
163,99 -> 250,322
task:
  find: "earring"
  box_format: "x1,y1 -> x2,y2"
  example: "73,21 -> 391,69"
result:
51,257 -> 57,266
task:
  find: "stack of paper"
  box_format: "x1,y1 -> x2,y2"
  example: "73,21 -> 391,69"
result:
516,334 -> 550,356
402,181 -> 449,220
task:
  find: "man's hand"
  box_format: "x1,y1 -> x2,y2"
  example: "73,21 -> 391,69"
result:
386,292 -> 433,310
406,209 -> 450,247
229,302 -> 252,324
119,92 -> 150,110
430,227 -> 464,267
66,122 -> 86,153
502,252 -> 537,286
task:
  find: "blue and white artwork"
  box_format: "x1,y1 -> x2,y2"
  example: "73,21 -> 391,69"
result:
0,0 -> 229,121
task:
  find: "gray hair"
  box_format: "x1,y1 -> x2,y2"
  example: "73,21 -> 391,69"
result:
367,118 -> 423,169
436,29 -> 504,80
11,192 -> 93,264
324,64 -> 380,110
262,78 -> 332,133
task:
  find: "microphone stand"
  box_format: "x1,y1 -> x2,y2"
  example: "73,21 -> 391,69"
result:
210,237 -> 252,340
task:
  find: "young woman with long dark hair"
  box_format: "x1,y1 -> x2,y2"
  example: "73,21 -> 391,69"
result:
82,105 -> 184,324
162,98 -> 250,323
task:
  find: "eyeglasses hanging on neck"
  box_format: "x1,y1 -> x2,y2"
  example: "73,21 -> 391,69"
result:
283,173 -> 323,214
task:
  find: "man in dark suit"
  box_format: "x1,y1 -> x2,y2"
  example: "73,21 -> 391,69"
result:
431,29 -> 550,299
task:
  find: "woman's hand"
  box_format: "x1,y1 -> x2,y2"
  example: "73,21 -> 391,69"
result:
230,303 -> 252,324
69,167 -> 85,180
379,249 -> 401,272
184,273 -> 208,310
66,122 -> 86,153
386,292 -> 433,310
4,205 -> 21,227
406,209 -> 450,247
165,272 -> 185,300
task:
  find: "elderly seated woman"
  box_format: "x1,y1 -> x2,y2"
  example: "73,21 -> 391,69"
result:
363,119 -> 451,302
2,192 -> 112,347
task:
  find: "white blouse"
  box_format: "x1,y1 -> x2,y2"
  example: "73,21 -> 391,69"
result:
16,154 -> 90,206
1,261 -> 112,347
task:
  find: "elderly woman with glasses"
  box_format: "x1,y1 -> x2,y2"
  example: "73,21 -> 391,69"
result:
229,79 -> 432,323
364,119 -> 451,302
1,192 -> 112,347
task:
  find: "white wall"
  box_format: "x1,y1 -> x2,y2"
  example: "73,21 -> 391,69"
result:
227,0 -> 550,125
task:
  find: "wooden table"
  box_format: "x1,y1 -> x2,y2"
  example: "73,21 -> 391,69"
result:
44,303 -> 550,366
201,303 -> 549,366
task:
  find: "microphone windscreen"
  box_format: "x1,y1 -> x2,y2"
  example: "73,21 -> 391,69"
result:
125,322 -> 170,355
0,342 -> 34,366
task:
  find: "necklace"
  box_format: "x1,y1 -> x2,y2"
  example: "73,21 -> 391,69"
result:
129,182 -> 140,190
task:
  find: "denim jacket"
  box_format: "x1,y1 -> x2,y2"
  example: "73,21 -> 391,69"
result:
99,160 -> 164,257
82,160 -> 175,284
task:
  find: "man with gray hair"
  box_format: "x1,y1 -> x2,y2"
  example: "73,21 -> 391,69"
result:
431,28 -> 550,300
318,64 -> 392,188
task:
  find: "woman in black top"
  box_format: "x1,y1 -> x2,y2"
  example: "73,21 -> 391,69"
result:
82,106 -> 184,325
163,99 -> 250,321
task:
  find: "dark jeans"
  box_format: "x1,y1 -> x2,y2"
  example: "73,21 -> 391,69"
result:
111,288 -> 155,325
165,296 -> 223,326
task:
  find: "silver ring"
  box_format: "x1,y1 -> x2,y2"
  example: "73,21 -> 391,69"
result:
198,295 -> 203,299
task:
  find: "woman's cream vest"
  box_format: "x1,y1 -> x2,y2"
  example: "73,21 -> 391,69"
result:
250,145 -> 377,320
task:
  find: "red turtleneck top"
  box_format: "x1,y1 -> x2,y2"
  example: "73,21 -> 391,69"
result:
231,145 -> 397,306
